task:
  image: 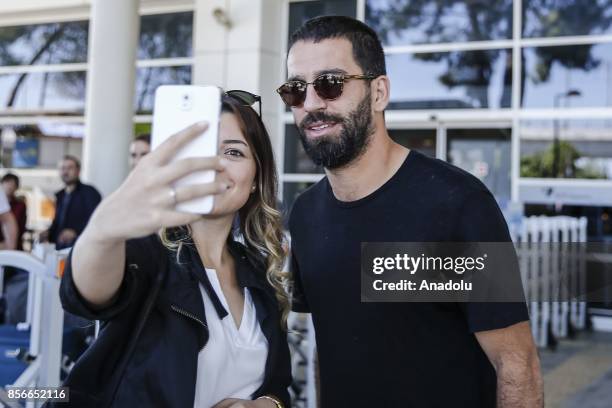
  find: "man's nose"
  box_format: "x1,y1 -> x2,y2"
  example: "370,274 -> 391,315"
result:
302,83 -> 327,113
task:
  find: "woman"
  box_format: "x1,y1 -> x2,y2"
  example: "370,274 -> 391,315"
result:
56,94 -> 291,408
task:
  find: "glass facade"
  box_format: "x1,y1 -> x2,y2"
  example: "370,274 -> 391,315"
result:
389,129 -> 436,157
0,21 -> 89,66
522,0 -> 612,38
134,65 -> 192,114
0,71 -> 86,112
521,119 -> 612,179
366,0 -> 512,45
0,11 -> 194,169
386,50 -> 513,109
283,0 -> 612,208
288,0 -> 357,47
522,43 -> 612,109
447,127 -> 513,201
138,12 -> 193,59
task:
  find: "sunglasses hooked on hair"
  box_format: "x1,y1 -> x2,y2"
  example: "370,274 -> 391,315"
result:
224,89 -> 262,117
276,72 -> 377,107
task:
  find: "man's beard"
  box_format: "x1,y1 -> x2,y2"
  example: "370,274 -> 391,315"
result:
297,92 -> 374,170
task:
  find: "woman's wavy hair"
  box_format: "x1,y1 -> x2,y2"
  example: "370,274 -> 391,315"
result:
159,96 -> 290,328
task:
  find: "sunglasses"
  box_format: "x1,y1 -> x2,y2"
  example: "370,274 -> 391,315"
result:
276,73 -> 377,107
224,89 -> 262,117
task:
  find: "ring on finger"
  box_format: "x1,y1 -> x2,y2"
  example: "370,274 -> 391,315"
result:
168,186 -> 178,206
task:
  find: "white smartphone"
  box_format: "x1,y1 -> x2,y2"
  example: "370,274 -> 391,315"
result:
151,85 -> 221,214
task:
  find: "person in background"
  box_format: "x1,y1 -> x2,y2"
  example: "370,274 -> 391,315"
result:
0,188 -> 17,251
40,155 -> 102,250
129,133 -> 151,170
1,173 -> 26,250
0,173 -> 28,324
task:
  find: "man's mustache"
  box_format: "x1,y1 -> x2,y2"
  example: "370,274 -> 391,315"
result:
299,112 -> 344,130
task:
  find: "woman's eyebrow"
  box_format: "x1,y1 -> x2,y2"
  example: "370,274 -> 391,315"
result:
221,139 -> 248,146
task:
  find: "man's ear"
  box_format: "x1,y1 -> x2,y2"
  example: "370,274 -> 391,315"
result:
371,75 -> 390,112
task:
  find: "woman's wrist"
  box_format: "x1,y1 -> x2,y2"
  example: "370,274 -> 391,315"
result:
255,395 -> 283,408
79,221 -> 124,249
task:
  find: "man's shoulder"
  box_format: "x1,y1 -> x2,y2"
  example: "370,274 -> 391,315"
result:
287,177 -> 328,230
290,177 -> 328,213
12,196 -> 26,204
78,182 -> 102,197
408,151 -> 492,204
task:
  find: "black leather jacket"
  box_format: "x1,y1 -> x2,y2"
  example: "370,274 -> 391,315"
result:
51,234 -> 291,407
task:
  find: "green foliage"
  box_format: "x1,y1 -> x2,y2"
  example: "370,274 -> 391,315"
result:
520,140 -> 605,179
134,123 -> 151,137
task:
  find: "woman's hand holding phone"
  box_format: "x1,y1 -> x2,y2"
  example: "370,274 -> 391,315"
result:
88,122 -> 230,243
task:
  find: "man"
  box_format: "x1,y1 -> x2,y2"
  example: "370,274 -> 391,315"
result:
129,133 -> 151,170
1,173 -> 27,250
41,156 -> 101,250
281,16 -> 543,407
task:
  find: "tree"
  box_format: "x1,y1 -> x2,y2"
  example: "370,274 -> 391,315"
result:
520,140 -> 605,178
0,21 -> 88,109
1,12 -> 193,112
135,12 -> 193,112
366,0 -> 612,107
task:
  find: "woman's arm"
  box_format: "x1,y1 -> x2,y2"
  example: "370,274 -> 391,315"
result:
68,122 -> 227,308
70,226 -> 126,308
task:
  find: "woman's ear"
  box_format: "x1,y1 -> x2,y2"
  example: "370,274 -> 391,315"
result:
372,75 -> 390,112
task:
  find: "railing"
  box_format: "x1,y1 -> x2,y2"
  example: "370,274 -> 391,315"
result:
0,244 -> 66,408
516,216 -> 588,348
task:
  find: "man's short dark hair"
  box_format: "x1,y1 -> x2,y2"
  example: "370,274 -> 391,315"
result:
288,15 -> 386,77
63,155 -> 81,170
134,133 -> 151,145
1,173 -> 19,188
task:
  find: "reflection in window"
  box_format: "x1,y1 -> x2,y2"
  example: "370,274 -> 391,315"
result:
523,0 -> 612,38
447,128 -> 512,201
0,71 -> 86,112
386,49 -> 512,109
388,129 -> 436,157
522,43 -> 612,109
138,12 -> 193,59
0,21 -> 88,67
520,119 -> 612,179
284,125 -> 325,174
134,65 -> 191,113
366,0 -> 512,46
288,0 -> 357,45
0,12 -> 193,69
0,123 -> 83,169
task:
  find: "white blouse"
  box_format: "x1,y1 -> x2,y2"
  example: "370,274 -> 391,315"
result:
193,269 -> 269,408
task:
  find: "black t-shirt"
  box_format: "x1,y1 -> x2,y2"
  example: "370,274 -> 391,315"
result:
289,150 -> 529,408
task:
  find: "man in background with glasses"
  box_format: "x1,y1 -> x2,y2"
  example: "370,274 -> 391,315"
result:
281,16 -> 543,407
